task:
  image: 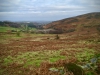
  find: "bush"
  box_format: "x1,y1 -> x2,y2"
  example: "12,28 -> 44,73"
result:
86,71 -> 95,75
64,63 -> 85,75
66,29 -> 75,33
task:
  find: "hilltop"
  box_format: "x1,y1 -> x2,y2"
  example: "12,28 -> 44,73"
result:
43,12 -> 100,34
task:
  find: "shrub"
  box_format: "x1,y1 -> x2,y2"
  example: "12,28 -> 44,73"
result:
86,71 -> 95,75
64,63 -> 85,75
65,29 -> 75,33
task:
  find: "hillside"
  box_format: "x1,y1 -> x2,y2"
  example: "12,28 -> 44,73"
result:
43,12 -> 100,34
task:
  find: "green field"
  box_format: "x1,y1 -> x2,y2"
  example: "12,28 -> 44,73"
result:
0,26 -> 18,32
0,26 -> 36,32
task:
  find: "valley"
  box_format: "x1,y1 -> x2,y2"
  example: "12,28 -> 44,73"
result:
0,12 -> 100,75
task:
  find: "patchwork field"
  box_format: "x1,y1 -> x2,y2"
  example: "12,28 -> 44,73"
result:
0,31 -> 100,75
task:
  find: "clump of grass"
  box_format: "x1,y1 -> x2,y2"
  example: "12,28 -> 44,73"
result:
3,56 -> 13,65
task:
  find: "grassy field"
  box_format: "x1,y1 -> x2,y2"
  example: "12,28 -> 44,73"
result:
0,26 -> 36,32
0,26 -> 100,75
0,26 -> 18,32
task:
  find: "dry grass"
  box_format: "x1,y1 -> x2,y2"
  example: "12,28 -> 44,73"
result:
0,32 -> 100,75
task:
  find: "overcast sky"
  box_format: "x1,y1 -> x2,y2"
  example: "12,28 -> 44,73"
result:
0,0 -> 100,21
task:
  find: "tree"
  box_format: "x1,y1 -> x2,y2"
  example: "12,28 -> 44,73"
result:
55,34 -> 60,39
20,24 -> 30,33
16,31 -> 21,37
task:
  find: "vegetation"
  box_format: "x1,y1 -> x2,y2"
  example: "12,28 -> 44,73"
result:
64,63 -> 85,75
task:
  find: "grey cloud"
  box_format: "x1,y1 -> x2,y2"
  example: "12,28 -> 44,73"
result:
0,0 -> 100,21
0,0 -> 21,12
79,0 -> 100,5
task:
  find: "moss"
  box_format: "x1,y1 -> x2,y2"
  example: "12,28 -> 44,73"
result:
64,63 -> 85,75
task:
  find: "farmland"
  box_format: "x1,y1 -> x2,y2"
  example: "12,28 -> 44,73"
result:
0,26 -> 100,75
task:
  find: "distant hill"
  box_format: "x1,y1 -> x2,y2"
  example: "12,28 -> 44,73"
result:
0,21 -> 45,29
43,12 -> 100,34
